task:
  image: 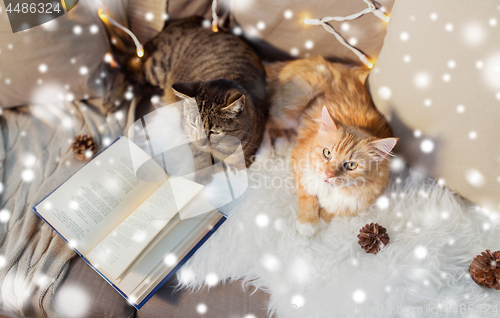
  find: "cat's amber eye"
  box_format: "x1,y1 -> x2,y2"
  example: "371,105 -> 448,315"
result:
323,148 -> 332,160
344,161 -> 358,171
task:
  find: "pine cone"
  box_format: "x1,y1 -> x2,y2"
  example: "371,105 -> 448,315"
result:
357,223 -> 390,254
469,250 -> 500,290
71,134 -> 97,161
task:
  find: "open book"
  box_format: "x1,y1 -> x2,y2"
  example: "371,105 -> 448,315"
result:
33,137 -> 226,309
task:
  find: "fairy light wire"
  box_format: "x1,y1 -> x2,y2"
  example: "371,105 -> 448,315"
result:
98,8 -> 144,57
304,0 -> 389,68
211,0 -> 218,32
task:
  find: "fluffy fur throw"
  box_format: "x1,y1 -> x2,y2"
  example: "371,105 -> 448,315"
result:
179,139 -> 500,318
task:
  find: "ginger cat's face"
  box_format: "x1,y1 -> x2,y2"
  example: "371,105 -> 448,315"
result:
306,107 -> 397,192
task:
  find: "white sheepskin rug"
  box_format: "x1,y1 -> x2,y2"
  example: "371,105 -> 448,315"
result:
178,141 -> 500,318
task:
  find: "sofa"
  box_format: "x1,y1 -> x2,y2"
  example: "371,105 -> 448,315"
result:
1,0 -> 498,317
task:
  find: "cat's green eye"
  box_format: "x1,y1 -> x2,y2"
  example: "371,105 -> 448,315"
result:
323,148 -> 332,160
344,161 -> 358,171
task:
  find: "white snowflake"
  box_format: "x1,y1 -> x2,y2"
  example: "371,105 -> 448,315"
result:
55,285 -> 89,318
68,240 -> 78,249
291,294 -> 305,308
0,210 -> 10,223
164,253 -> 177,266
376,195 -> 390,209
414,130 -> 422,138
22,169 -> 34,182
284,10 -> 293,19
79,66 -> 88,76
124,91 -> 134,100
348,37 -> 358,45
255,213 -> 269,227
232,26 -> 243,36
482,54 -> 500,89
378,86 -> 391,100
202,20 -> 211,28
145,12 -> 154,21
352,289 -> 366,303
73,25 -> 82,35
197,303 -> 207,314
400,32 -> 409,41
90,24 -> 99,34
414,246 -> 428,259
465,169 -> 485,187
420,139 -> 434,153
38,64 -> 48,73
23,154 -> 37,167
390,157 -> 405,172
462,22 -> 486,46
205,273 -> 218,286
179,268 -> 195,284
414,72 -> 431,89
42,20 -> 58,31
305,40 -> 314,50
261,254 -> 280,272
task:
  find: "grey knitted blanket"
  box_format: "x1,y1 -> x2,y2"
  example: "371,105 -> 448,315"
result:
0,101 -> 132,317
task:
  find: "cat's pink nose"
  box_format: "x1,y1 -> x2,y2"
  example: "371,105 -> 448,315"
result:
325,171 -> 335,179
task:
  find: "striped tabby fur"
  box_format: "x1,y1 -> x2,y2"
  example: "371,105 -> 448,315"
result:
137,17 -> 268,169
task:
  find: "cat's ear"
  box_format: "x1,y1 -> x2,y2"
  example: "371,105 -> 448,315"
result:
353,67 -> 370,84
319,106 -> 336,132
221,93 -> 245,118
370,138 -> 398,161
172,82 -> 197,100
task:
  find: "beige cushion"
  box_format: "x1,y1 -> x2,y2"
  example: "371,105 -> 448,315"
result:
368,0 -> 500,212
232,0 -> 395,61
0,1 -> 127,108
0,0 -> 168,109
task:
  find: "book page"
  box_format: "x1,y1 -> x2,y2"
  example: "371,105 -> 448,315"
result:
85,177 -> 204,280
34,137 -> 167,255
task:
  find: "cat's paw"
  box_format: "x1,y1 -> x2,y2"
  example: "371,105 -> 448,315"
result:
296,221 -> 317,238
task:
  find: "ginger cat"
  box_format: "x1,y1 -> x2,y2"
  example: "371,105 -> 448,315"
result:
266,56 -> 397,237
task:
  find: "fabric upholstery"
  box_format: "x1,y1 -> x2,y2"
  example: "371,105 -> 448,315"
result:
368,0 -> 500,212
232,0 -> 395,62
54,257 -> 136,318
137,278 -> 270,318
0,1 -> 127,108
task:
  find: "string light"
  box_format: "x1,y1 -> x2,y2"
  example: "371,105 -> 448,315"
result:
98,8 -> 144,58
304,0 -> 389,68
211,0 -> 219,32
104,52 -> 119,68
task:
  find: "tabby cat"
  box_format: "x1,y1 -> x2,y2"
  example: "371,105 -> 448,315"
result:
266,56 -> 397,237
113,17 -> 268,177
